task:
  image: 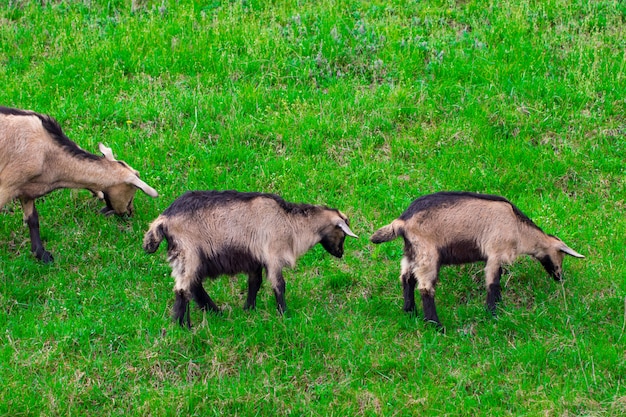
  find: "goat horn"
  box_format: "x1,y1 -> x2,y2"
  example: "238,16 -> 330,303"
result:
127,175 -> 159,198
337,220 -> 358,238
560,244 -> 585,258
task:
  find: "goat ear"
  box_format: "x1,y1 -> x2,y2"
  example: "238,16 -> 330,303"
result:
99,143 -> 116,161
559,244 -> 585,258
126,175 -> 159,198
337,220 -> 358,238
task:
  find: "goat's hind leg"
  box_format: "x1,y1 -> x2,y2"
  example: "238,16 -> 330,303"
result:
416,263 -> 443,330
267,266 -> 287,315
400,257 -> 417,313
171,256 -> 205,328
20,198 -> 53,263
172,290 -> 192,328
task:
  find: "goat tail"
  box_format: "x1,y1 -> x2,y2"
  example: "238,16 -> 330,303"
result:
370,219 -> 404,244
143,217 -> 167,253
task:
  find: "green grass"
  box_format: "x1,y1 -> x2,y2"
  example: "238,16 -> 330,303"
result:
1,0 -> 625,415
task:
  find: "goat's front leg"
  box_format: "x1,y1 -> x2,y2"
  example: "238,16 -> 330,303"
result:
190,280 -> 220,313
0,191 -> 12,213
485,260 -> 503,315
243,266 -> 263,310
267,266 -> 287,315
20,198 -> 53,263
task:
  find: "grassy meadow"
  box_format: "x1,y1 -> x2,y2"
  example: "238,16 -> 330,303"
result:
1,0 -> 625,415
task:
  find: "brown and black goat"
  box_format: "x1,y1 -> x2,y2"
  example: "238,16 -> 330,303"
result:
370,191 -> 584,329
143,190 -> 358,328
0,106 -> 158,262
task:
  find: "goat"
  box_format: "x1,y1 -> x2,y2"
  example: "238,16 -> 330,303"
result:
0,106 -> 158,262
143,190 -> 358,328
370,191 -> 584,328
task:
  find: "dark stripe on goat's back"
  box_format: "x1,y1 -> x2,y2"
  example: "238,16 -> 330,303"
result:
40,115 -> 100,161
0,106 -> 39,117
400,191 -> 542,231
162,190 -> 328,217
0,106 -> 99,161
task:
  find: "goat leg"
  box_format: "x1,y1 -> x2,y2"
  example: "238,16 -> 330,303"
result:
190,281 -> 220,313
244,266 -> 263,310
269,268 -> 287,315
20,198 -> 53,263
485,263 -> 503,315
420,289 -> 442,329
401,271 -> 417,313
173,290 -> 191,328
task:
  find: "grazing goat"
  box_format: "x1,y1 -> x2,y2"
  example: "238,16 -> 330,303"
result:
143,190 -> 358,328
0,106 -> 158,262
370,191 -> 584,328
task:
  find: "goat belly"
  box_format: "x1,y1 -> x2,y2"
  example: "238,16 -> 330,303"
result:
437,240 -> 485,265
197,247 -> 262,278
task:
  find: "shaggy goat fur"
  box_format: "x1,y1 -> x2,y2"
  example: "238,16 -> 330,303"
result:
143,190 -> 358,328
0,106 -> 158,262
370,191 -> 584,328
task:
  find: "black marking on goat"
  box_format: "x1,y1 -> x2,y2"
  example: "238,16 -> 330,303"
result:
0,106 -> 100,161
196,246 -> 263,280
0,106 -> 39,117
437,239 -> 485,265
161,190 -> 332,218
320,233 -> 346,258
400,191 -> 542,232
40,116 -> 100,161
537,255 -> 560,281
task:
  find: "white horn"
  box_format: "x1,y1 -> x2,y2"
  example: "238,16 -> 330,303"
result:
127,175 -> 158,198
337,220 -> 358,238
560,244 -> 585,258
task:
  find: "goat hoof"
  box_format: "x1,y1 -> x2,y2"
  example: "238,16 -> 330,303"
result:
37,251 -> 54,264
176,318 -> 191,329
208,308 -> 222,316
403,305 -> 417,314
425,320 -> 445,333
100,207 -> 115,216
